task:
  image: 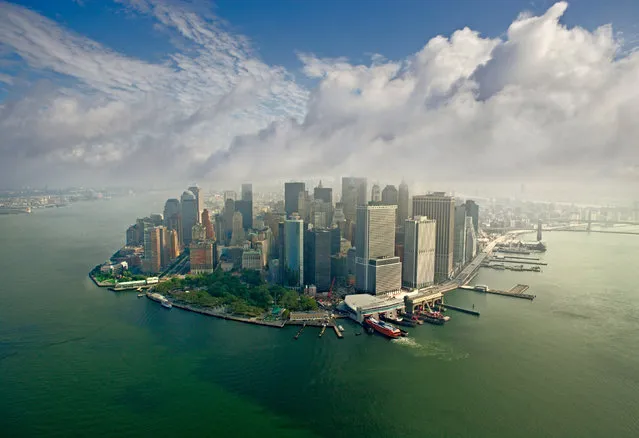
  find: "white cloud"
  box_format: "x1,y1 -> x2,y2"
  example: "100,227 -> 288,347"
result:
199,1 -> 639,201
0,1 -> 637,202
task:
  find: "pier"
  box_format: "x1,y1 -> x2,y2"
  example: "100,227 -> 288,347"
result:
440,304 -> 480,316
319,325 -> 326,337
460,284 -> 536,300
332,325 -> 343,339
294,324 -> 306,340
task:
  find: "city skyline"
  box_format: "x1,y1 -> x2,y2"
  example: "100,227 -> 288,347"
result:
0,1 -> 638,203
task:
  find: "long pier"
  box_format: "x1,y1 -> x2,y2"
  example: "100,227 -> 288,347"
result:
440,304 -> 480,316
460,284 -> 536,300
332,325 -> 343,339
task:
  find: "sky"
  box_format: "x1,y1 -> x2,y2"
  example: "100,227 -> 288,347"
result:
0,0 -> 638,202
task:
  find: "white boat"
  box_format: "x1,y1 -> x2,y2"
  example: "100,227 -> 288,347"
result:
338,325 -> 345,332
161,299 -> 172,309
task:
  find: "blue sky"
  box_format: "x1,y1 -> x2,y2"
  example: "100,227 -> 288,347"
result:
0,0 -> 638,201
5,0 -> 638,80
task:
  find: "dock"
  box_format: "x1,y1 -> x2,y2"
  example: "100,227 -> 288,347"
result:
440,304 -> 480,316
319,325 -> 327,337
460,284 -> 536,300
294,323 -> 306,340
332,325 -> 343,339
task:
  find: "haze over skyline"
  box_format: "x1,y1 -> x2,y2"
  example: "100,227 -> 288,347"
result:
1,0 -> 638,203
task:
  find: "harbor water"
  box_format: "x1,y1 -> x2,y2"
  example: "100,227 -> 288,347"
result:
1,194 -> 638,437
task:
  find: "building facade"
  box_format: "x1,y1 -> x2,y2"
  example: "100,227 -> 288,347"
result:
304,228 -> 332,291
412,193 -> 455,283
284,182 -> 305,218
284,216 -> 304,287
403,216 -> 436,289
341,177 -> 367,223
398,180 -> 409,229
189,241 -> 215,274
355,204 -> 401,295
180,190 -> 199,245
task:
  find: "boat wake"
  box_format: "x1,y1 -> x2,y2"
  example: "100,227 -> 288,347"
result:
391,337 -> 469,361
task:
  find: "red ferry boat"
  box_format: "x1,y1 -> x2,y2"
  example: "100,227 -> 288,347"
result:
365,317 -> 402,339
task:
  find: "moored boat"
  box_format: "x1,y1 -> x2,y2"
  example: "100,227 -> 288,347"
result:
380,314 -> 416,328
161,299 -> 172,309
365,317 -> 402,339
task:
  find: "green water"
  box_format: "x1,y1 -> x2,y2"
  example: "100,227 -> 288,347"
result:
1,195 -> 638,437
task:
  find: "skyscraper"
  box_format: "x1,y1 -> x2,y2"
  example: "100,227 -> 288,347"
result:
313,181 -> 332,204
163,198 -> 182,245
285,182 -> 305,218
412,193 -> 455,283
341,177 -> 367,223
167,229 -> 180,260
188,185 -> 202,223
284,215 -> 304,287
231,212 -> 244,245
238,183 -> 253,230
398,180 -> 409,228
143,226 -> 162,274
371,184 -> 381,203
201,209 -> 215,240
453,205 -> 467,270
189,241 -> 215,274
304,228 -> 332,291
223,197 -> 235,245
381,185 -> 398,205
403,217 -> 436,289
464,200 -> 479,233
355,204 -> 401,295
465,216 -> 477,264
192,223 -> 206,243
180,190 -> 198,245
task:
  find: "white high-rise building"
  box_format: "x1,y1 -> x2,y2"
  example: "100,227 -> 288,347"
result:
355,204 -> 401,295
403,217 -> 436,289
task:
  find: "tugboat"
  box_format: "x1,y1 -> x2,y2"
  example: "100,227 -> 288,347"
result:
380,313 -> 417,328
364,317 -> 402,339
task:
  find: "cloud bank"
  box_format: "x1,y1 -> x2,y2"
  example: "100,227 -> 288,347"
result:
0,1 -> 638,200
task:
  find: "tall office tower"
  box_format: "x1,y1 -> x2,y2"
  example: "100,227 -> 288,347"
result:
311,199 -> 331,228
188,185 -> 202,223
163,198 -> 180,226
314,181 -> 332,204
465,216 -> 477,264
285,182 -> 305,217
126,224 -> 139,246
149,214 -> 163,226
297,190 -> 309,222
158,226 -> 170,268
189,241 -> 215,274
235,200 -> 252,230
236,183 -> 253,230
330,227 -> 341,256
201,209 -> 215,240
304,228 -> 332,291
381,185 -> 398,205
403,217 -> 436,289
167,229 -> 180,260
223,198 -> 235,244
453,205 -> 467,270
314,181 -> 333,224
398,180 -> 409,228
163,198 -> 182,245
231,212 -> 244,245
464,199 -> 479,233
284,215 -> 304,287
192,223 -> 206,243
278,221 -> 286,283
143,226 -> 162,274
341,177 -> 367,223
180,190 -> 199,245
371,184 -> 381,203
412,193 -> 455,283
223,190 -> 237,202
355,204 -> 401,295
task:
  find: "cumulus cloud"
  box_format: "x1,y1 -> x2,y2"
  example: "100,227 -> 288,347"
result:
202,1 -> 639,200
0,0 -> 638,201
